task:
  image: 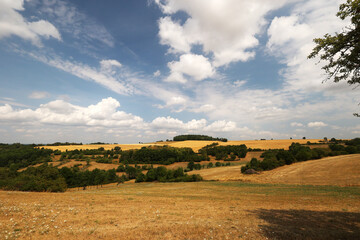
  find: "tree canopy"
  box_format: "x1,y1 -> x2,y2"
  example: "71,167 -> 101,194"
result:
308,0 -> 360,86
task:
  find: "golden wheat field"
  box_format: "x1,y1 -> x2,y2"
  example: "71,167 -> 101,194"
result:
191,154 -> 360,186
41,139 -> 322,152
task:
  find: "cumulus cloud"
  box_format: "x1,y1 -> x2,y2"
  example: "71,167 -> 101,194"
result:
151,116 -> 237,133
29,91 -> 50,99
166,54 -> 215,83
156,0 -> 295,66
153,70 -> 161,77
0,97 -> 145,128
0,0 -> 61,46
0,98 -> 242,137
100,59 -> 122,73
203,120 -> 237,132
266,0 -> 347,92
308,121 -> 327,128
291,122 -> 303,127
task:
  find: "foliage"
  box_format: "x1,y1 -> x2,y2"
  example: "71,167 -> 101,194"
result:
135,167 -> 202,183
0,144 -> 53,169
0,164 -> 67,192
308,0 -> 360,88
120,146 -> 206,165
199,144 -> 247,159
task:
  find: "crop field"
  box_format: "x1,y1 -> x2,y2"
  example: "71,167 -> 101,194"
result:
40,139 -> 323,152
0,181 -> 359,240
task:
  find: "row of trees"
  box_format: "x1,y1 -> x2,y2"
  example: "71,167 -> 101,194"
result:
173,134 -> 228,142
0,164 -> 121,192
135,167 -> 203,183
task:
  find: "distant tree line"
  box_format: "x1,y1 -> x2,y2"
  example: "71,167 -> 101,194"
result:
242,138 -> 360,173
46,142 -> 83,146
173,134 -> 228,142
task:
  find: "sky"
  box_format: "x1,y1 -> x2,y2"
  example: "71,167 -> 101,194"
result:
0,0 -> 359,144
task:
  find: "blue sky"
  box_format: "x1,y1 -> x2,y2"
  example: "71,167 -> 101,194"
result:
0,0 -> 359,144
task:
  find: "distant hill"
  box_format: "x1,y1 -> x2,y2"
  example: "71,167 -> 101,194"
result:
173,134 -> 227,142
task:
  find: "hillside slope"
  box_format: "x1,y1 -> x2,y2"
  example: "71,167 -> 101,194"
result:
192,154 -> 360,186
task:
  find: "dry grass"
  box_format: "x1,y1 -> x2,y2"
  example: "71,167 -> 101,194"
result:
0,182 -> 359,240
192,154 -> 360,186
40,139 -> 323,152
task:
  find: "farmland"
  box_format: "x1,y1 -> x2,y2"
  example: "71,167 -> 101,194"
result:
1,139 -> 360,239
40,139 -> 322,152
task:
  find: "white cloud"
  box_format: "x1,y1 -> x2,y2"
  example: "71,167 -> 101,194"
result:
0,0 -> 61,46
291,122 -> 303,127
158,16 -> 191,53
153,70 -> 161,77
156,0 -> 296,66
0,97 -> 145,129
100,59 -> 122,73
29,91 -> 50,99
203,120 -> 237,132
266,0 -> 348,92
36,0 -> 114,47
29,53 -> 133,95
308,121 -> 327,128
166,54 -> 214,83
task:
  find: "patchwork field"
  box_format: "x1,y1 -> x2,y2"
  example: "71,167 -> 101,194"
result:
191,154 -> 360,186
40,139 -> 323,152
0,182 -> 359,240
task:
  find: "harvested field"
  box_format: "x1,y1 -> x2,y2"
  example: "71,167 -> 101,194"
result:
192,154 -> 360,186
86,163 -> 119,171
0,182 -> 359,240
41,144 -> 154,152
40,139 -> 323,152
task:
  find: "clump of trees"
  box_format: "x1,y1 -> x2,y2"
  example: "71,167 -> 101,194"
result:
135,167 -> 202,183
173,134 -> 228,142
199,144 -> 247,160
242,138 -> 360,173
0,143 -> 53,169
0,164 -> 67,192
120,146 -> 206,165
